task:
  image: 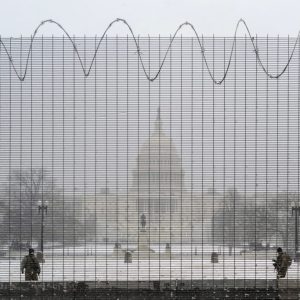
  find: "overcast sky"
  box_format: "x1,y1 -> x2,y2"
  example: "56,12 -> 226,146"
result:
1,0 -> 300,195
0,0 -> 300,37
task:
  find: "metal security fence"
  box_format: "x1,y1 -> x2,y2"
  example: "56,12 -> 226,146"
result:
0,21 -> 300,295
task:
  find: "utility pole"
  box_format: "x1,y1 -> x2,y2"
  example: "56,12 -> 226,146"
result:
291,201 -> 300,261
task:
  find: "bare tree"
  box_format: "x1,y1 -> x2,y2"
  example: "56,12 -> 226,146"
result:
0,168 -> 82,247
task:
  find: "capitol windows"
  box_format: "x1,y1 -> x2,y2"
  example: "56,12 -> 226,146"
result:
147,158 -> 171,166
138,196 -> 177,215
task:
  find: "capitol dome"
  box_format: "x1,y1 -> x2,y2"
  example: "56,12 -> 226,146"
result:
131,108 -> 185,215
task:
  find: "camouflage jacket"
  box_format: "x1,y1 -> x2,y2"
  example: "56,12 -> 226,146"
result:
274,252 -> 292,277
21,254 -> 40,274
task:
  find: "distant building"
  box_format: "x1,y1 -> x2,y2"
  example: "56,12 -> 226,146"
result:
83,108 -> 219,243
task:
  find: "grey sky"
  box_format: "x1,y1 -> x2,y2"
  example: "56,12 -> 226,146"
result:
0,35 -> 299,196
0,1 -> 300,196
0,0 -> 300,36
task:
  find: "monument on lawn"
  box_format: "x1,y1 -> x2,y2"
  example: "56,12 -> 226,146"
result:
134,213 -> 155,259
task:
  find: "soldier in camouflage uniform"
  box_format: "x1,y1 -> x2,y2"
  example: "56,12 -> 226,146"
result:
21,248 -> 41,281
273,247 -> 292,279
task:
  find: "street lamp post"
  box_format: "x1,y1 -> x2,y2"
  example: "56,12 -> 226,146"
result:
37,200 -> 48,256
291,201 -> 300,261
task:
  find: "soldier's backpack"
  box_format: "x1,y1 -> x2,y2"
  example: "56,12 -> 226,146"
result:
282,253 -> 292,269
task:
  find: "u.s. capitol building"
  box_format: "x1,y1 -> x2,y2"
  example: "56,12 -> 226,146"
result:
83,109 -> 221,244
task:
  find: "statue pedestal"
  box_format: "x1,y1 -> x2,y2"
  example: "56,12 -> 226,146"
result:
138,229 -> 150,251
134,228 -> 155,259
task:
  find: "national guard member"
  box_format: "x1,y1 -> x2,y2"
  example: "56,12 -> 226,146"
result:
272,247 -> 292,279
21,248 -> 41,281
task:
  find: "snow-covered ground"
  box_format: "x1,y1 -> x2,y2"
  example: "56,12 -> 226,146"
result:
1,244 -> 299,283
1,254 -> 300,282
